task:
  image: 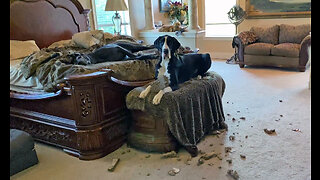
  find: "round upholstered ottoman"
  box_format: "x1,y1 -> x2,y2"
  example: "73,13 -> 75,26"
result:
10,129 -> 39,176
126,71 -> 227,155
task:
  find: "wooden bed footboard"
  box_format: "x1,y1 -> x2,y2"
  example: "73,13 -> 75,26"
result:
9,0 -> 156,160
10,70 -> 153,160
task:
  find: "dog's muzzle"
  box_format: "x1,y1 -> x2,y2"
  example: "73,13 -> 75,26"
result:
161,36 -> 171,59
162,48 -> 170,59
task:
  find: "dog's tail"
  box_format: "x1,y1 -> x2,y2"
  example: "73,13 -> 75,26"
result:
198,53 -> 212,76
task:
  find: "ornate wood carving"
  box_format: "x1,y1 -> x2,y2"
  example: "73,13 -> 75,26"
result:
10,116 -> 75,148
80,92 -> 92,118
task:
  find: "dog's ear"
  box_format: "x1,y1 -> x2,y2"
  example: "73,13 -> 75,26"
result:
167,36 -> 181,52
154,36 -> 165,50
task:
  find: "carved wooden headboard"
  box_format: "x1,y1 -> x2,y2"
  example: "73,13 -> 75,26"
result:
10,0 -> 90,49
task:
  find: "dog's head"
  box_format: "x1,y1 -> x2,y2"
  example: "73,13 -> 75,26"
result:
154,35 -> 181,60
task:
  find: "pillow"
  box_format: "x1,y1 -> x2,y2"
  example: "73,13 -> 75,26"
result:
104,32 -> 115,40
279,24 -> 311,44
250,25 -> 280,45
10,40 -> 40,60
71,30 -> 104,49
237,31 -> 259,45
48,39 -> 74,49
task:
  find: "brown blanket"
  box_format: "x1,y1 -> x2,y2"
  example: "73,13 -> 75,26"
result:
126,71 -> 227,150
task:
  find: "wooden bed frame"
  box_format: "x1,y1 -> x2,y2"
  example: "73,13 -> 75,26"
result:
10,0 -> 153,160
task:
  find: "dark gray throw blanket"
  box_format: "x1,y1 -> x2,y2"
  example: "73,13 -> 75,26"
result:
126,71 -> 227,151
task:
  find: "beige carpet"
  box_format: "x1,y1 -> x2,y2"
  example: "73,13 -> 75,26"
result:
11,60 -> 311,180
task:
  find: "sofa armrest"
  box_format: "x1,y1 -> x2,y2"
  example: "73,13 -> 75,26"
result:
232,31 -> 259,65
232,36 -> 245,63
299,34 -> 311,69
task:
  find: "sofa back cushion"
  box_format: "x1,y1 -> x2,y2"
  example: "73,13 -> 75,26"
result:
279,24 -> 311,44
250,25 -> 279,45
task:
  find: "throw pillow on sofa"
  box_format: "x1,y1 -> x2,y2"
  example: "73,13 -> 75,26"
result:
279,24 -> 311,44
250,25 -> 279,45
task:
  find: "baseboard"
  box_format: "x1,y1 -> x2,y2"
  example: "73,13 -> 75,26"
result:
199,51 -> 234,60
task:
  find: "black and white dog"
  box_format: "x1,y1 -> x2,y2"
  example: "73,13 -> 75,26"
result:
71,41 -> 156,65
139,35 -> 212,105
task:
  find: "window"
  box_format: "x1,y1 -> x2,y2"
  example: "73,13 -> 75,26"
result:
205,0 -> 236,37
92,0 -> 131,35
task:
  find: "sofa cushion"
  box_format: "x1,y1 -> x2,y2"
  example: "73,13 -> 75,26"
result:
271,43 -> 300,58
279,24 -> 311,44
244,43 -> 273,56
250,25 -> 279,45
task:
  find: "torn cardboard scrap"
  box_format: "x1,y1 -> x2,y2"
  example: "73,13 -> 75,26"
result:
108,158 -> 120,172
227,169 -> 239,180
264,128 -> 276,135
161,151 -> 178,159
168,168 -> 180,176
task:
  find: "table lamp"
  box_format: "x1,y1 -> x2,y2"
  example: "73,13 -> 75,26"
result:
105,0 -> 128,35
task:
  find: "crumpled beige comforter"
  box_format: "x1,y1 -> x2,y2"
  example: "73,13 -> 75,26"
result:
13,42 -> 158,92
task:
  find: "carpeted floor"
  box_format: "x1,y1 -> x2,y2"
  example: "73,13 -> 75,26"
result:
10,60 -> 311,180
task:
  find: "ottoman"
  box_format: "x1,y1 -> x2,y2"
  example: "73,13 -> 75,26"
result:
126,71 -> 227,156
10,129 -> 38,176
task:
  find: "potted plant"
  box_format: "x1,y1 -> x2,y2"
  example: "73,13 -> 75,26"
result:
166,1 -> 188,25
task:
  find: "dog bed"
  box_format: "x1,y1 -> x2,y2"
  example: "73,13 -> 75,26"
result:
10,129 -> 39,176
126,71 -> 227,155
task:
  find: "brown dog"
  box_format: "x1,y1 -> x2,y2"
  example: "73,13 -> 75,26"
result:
158,22 -> 187,32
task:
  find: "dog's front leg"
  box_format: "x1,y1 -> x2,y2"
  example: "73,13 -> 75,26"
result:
153,87 -> 172,105
139,85 -> 152,98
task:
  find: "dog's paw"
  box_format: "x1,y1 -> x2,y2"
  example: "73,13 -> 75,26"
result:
152,90 -> 164,105
203,76 -> 211,80
139,85 -> 151,99
197,75 -> 202,80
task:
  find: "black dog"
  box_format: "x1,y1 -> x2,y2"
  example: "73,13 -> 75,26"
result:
71,41 -> 157,65
139,35 -> 212,105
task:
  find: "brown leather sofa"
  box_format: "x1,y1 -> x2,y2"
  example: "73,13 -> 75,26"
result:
232,24 -> 311,71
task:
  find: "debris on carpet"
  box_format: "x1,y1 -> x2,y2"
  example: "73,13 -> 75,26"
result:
264,128 -> 276,135
168,168 -> 180,176
201,151 -> 218,160
185,156 -> 192,165
292,128 -> 302,133
225,147 -> 232,153
226,159 -> 232,164
229,135 -> 235,141
197,157 -> 205,166
161,151 -> 178,159
240,154 -> 246,159
108,158 -> 120,172
227,169 -> 240,180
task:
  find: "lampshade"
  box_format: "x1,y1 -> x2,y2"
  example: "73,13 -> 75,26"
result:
105,0 -> 128,11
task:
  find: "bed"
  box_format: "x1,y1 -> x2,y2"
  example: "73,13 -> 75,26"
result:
10,0 -> 155,160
